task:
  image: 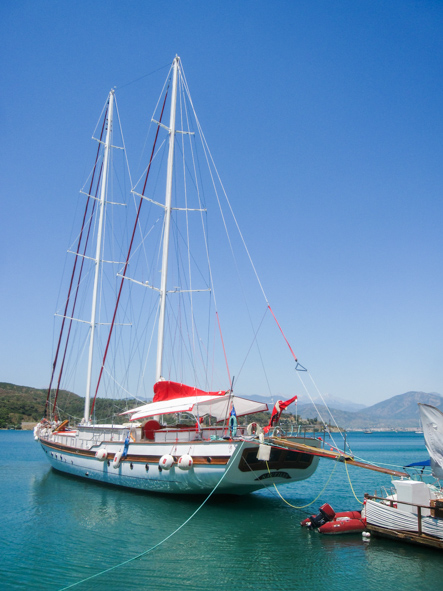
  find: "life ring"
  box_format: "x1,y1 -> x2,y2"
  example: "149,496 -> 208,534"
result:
247,422 -> 263,436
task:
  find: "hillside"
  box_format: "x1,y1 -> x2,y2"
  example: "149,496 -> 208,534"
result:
1,382 -> 441,430
296,391 -> 443,429
358,391 -> 443,422
0,383 -> 149,428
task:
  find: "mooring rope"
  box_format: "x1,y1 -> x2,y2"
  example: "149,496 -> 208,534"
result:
58,444 -> 243,590
265,459 -> 339,509
344,459 -> 364,504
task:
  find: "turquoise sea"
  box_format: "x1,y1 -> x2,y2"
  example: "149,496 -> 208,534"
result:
1,430 -> 442,591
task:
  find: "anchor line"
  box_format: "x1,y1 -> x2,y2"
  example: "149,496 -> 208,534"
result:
58,443 -> 243,590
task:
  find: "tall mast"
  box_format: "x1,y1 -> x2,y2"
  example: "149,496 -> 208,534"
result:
84,89 -> 114,422
156,56 -> 179,382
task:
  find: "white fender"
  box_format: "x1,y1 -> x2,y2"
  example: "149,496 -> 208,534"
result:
177,454 -> 193,471
95,448 -> 107,461
112,450 -> 123,469
159,454 -> 174,470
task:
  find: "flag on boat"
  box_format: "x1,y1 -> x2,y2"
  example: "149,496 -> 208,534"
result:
263,395 -> 297,434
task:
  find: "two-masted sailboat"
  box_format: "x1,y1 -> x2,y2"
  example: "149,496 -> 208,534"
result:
35,56 -> 322,494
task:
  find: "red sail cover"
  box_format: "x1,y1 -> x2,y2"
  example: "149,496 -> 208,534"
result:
153,381 -> 226,403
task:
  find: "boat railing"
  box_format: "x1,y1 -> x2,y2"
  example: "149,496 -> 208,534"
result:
278,424 -> 341,449
152,425 -> 248,443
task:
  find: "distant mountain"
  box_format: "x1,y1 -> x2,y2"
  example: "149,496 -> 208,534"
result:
357,391 -> 443,425
310,394 -> 366,412
296,391 -> 443,429
247,392 -> 366,413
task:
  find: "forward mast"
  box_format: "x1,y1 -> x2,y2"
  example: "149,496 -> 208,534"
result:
84,89 -> 115,422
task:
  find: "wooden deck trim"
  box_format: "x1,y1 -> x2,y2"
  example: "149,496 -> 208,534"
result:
367,524 -> 443,550
41,439 -> 230,465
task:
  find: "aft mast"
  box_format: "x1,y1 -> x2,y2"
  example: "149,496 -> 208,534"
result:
84,89 -> 115,422
155,56 -> 179,382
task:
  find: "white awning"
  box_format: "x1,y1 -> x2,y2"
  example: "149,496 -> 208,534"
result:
124,394 -> 268,422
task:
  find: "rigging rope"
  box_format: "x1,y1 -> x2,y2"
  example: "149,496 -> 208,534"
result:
57,444 -> 243,591
115,62 -> 171,91
47,107 -> 108,417
53,167 -> 102,416
184,73 -> 349,445
294,371 -> 343,453
216,311 -> 231,387
307,372 -> 347,445
267,304 -> 298,363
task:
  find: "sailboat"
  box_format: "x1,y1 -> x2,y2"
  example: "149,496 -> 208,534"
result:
364,403 -> 443,547
35,56 -> 323,495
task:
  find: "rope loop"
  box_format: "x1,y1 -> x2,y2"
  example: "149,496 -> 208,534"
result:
265,459 -> 338,509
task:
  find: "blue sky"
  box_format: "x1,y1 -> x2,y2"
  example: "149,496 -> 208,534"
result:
1,0 -> 442,405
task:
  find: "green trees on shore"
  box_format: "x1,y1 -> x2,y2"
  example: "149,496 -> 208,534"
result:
0,383 -> 136,428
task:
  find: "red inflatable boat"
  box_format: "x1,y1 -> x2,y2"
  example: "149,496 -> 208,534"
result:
301,503 -> 366,535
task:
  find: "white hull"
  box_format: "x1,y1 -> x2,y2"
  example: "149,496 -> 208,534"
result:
38,428 -> 320,495
366,498 -> 443,540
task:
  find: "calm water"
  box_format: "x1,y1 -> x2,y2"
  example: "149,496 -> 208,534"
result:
1,431 -> 442,591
